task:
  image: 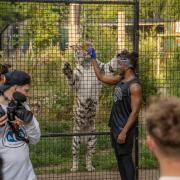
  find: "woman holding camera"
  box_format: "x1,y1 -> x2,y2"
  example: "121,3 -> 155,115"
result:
0,67 -> 41,180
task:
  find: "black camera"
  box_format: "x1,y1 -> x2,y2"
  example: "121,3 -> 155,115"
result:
0,92 -> 33,143
7,92 -> 33,124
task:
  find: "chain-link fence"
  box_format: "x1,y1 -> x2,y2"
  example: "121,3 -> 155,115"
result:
0,0 -> 179,179
138,1 -> 180,179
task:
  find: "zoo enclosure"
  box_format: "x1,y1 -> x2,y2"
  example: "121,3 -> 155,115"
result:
0,0 -> 180,179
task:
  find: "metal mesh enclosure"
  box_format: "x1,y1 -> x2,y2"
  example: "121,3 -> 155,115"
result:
138,0 -> 180,179
0,0 -> 179,179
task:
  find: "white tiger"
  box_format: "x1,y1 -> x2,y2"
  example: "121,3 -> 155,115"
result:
63,43 -> 118,172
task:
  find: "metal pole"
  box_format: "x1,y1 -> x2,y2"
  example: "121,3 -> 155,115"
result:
134,0 -> 139,180
3,0 -> 135,5
118,11 -> 125,52
41,131 -> 111,138
133,0 -> 139,54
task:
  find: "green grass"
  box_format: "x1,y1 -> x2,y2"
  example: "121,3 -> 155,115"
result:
30,137 -> 72,167
30,135 -> 118,174
30,130 -> 158,175
93,150 -> 117,170
139,143 -> 158,168
39,119 -> 72,134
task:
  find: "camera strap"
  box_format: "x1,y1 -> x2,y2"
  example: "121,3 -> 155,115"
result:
7,121 -> 29,144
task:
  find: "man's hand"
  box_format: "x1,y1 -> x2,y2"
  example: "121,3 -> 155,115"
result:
87,47 -> 96,59
117,130 -> 127,144
0,114 -> 7,127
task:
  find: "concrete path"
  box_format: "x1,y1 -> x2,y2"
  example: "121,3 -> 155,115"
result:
38,169 -> 159,180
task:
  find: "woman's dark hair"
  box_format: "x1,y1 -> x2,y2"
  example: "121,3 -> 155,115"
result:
0,64 -> 11,84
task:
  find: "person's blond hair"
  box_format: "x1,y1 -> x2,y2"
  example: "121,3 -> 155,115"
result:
146,96 -> 180,156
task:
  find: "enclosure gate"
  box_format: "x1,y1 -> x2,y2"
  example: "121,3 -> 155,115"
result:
0,0 -> 170,179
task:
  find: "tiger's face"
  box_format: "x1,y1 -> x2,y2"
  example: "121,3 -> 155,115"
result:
74,43 -> 92,66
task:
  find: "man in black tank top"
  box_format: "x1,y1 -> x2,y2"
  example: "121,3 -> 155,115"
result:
88,48 -> 142,180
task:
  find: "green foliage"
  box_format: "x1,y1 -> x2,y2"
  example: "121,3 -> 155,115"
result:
139,143 -> 158,168
138,120 -> 158,168
167,47 -> 180,96
139,30 -> 158,103
140,0 -> 180,20
26,3 -> 60,51
82,4 -> 132,20
81,4 -> 134,60
0,2 -> 69,51
0,2 -> 25,31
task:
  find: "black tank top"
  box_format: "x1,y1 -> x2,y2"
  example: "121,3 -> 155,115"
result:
109,77 -> 140,139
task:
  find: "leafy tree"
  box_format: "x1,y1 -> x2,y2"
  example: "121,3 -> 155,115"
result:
0,2 -> 26,50
140,0 -> 180,20
0,2 -> 69,52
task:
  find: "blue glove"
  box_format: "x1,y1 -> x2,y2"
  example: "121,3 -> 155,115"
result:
87,47 -> 96,59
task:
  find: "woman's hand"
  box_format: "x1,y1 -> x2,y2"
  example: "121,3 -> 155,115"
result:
0,114 -> 7,127
14,116 -> 25,126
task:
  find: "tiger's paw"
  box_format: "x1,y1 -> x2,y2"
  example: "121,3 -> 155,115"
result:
71,166 -> 79,172
86,165 -> 95,172
63,62 -> 73,76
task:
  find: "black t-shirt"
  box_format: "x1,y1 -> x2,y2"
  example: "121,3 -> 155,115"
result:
109,77 -> 140,139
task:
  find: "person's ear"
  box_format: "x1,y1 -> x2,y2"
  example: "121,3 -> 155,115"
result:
146,135 -> 157,153
11,85 -> 18,92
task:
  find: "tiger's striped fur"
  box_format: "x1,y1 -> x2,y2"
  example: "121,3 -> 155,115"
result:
63,45 -> 118,172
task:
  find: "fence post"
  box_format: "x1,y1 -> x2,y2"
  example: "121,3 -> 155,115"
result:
68,3 -> 81,46
134,0 -> 139,180
118,11 -> 125,52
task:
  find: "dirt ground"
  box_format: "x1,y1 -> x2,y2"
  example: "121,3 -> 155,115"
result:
38,169 -> 159,180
